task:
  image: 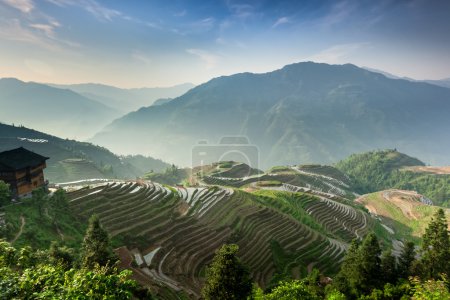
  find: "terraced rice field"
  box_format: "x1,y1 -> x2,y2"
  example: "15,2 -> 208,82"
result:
68,180 -> 374,299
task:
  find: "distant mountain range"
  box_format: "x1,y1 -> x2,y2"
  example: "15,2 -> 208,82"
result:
0,78 -> 122,140
91,62 -> 450,168
363,67 -> 450,89
0,78 -> 194,140
0,123 -> 169,183
49,82 -> 195,113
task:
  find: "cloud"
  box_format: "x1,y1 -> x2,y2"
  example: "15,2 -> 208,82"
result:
306,43 -> 367,64
29,22 -> 59,38
0,18 -> 60,50
320,0 -> 358,28
2,0 -> 34,13
132,50 -> 152,65
272,17 -> 290,28
46,0 -> 122,21
186,48 -> 220,69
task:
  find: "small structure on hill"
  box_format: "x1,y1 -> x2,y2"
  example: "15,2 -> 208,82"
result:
0,147 -> 49,197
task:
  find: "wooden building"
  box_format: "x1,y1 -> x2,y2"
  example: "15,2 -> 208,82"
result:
0,147 -> 49,197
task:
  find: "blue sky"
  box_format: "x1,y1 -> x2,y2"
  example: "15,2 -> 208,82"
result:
0,0 -> 449,87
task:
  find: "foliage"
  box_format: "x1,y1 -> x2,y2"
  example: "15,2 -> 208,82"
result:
335,149 -> 450,207
0,180 -> 11,207
419,209 -> 450,279
410,276 -> 450,300
1,189 -> 86,249
0,240 -> 141,299
201,244 -> 253,300
263,280 -> 320,300
81,214 -> 115,269
331,234 -> 383,298
144,164 -> 189,185
397,241 -> 416,279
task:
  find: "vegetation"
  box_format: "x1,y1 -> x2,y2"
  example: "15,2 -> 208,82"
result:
0,188 -> 86,249
81,215 -> 115,269
0,180 -> 10,207
0,239 -> 143,299
202,244 -> 253,300
144,164 -> 189,185
336,149 -> 450,206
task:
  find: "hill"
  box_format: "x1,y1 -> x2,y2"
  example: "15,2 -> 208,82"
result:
90,62 -> 450,168
50,83 -> 195,113
356,190 -> 450,243
0,123 -> 169,183
335,149 -> 450,207
0,78 -> 121,139
65,181 -> 378,298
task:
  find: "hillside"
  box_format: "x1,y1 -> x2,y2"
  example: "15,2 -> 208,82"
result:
50,83 -> 195,113
356,190 -> 450,242
0,78 -> 121,139
335,149 -> 450,207
0,123 -> 169,183
91,62 -> 450,168
65,181 -> 379,298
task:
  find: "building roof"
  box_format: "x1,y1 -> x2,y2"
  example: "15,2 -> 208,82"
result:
0,147 -> 49,171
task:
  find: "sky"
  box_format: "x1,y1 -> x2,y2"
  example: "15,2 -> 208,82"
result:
0,0 -> 449,88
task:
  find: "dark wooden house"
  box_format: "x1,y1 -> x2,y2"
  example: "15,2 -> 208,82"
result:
0,147 -> 49,197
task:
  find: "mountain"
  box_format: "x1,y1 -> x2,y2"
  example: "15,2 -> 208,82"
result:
50,82 -> 195,113
0,123 -> 169,183
0,78 -> 121,139
91,62 -> 450,168
423,78 -> 450,89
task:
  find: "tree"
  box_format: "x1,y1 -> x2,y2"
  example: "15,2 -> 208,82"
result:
32,188 -> 48,218
356,233 -> 382,294
0,180 -> 11,207
330,239 -> 360,297
201,244 -> 252,300
420,208 -> 450,279
331,234 -> 382,298
264,280 -> 320,300
80,215 -> 114,269
380,249 -> 397,284
398,241 -> 416,279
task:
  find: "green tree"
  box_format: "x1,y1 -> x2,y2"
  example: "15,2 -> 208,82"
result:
264,280 -> 320,300
80,215 -> 114,269
0,180 -> 11,207
410,276 -> 450,300
380,249 -> 397,284
331,239 -> 361,297
32,187 -> 48,218
49,241 -> 76,269
420,208 -> 450,279
356,233 -> 382,294
201,244 -> 252,300
398,241 -> 416,279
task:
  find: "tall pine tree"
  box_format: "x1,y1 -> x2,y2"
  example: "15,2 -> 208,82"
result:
201,244 -> 252,300
81,215 -> 114,269
420,208 -> 450,279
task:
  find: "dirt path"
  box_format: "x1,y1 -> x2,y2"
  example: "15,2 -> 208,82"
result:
11,216 -> 25,244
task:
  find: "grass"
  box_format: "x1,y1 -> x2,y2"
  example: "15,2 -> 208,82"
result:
361,192 -> 450,244
2,195 -> 86,249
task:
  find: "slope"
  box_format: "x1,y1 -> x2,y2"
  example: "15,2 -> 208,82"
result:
67,181 -> 379,298
0,78 -> 121,139
0,123 -> 169,183
335,149 -> 450,207
356,190 -> 450,243
91,62 -> 450,168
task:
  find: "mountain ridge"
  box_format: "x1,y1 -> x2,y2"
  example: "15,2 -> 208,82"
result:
91,62 -> 450,168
